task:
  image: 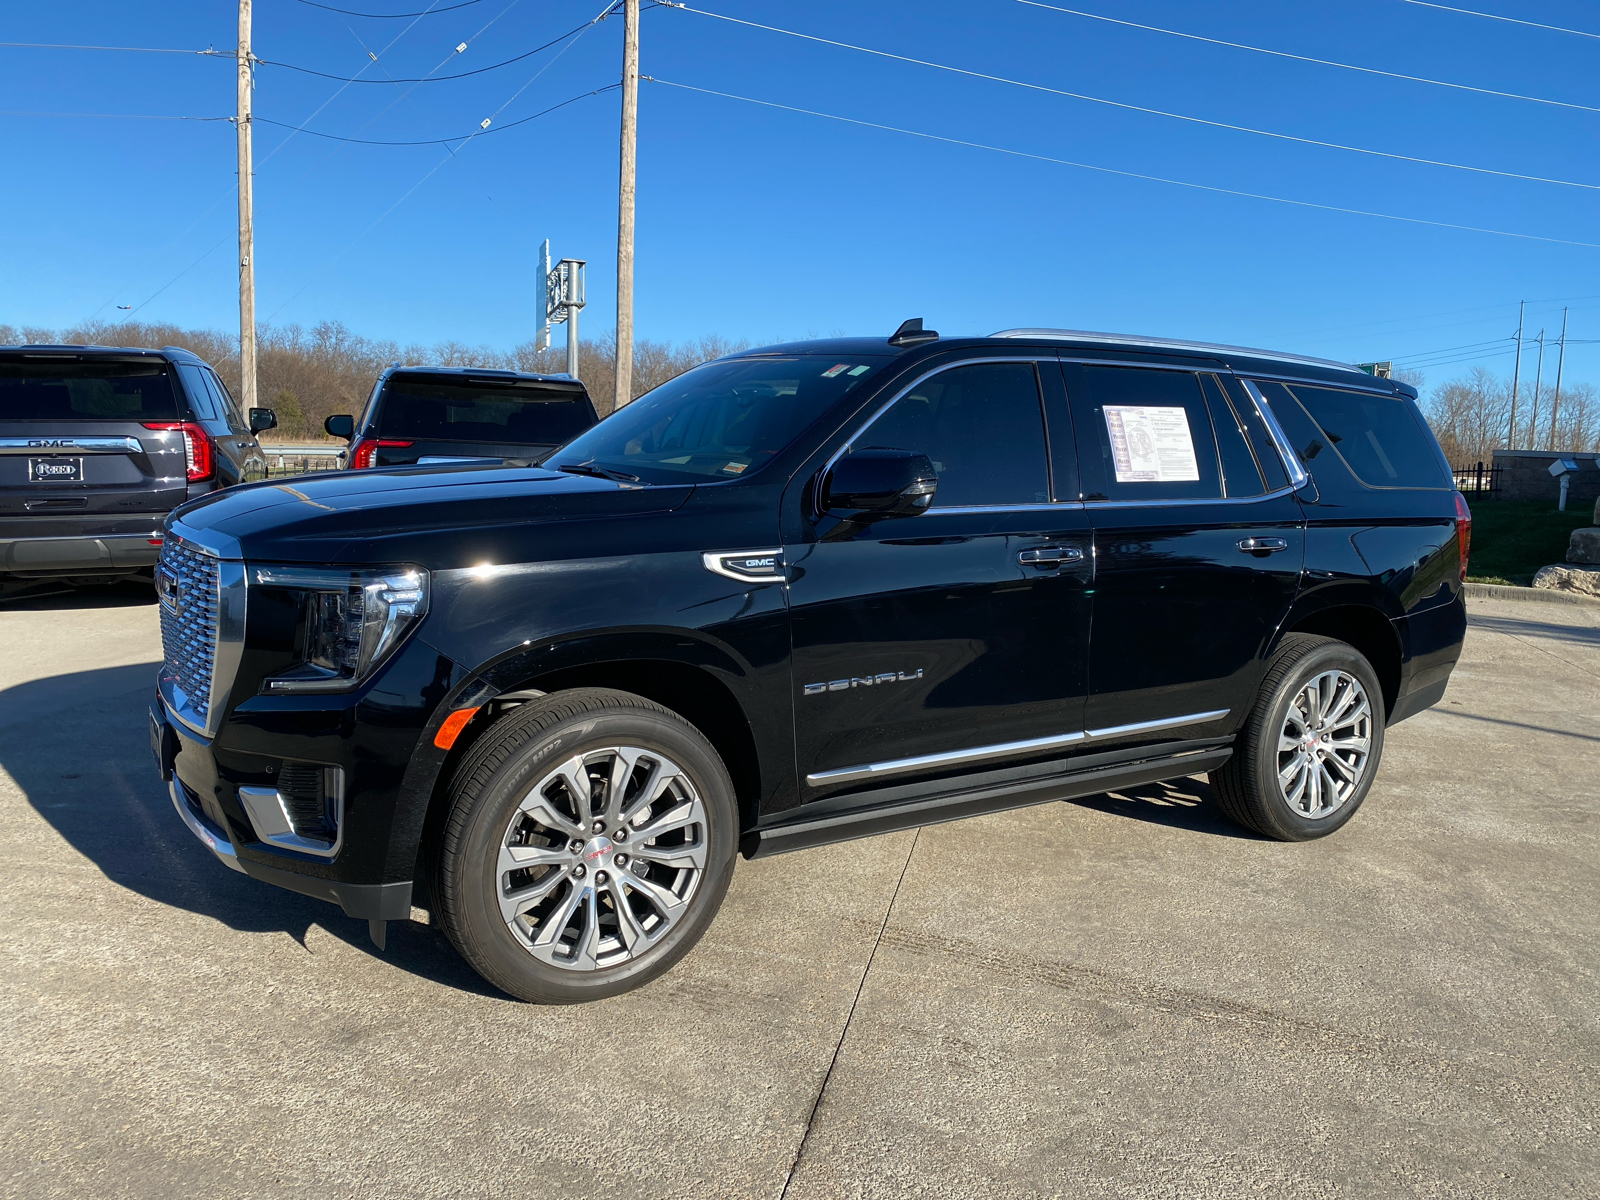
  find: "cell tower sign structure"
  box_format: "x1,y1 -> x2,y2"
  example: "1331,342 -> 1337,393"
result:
535,239 -> 587,377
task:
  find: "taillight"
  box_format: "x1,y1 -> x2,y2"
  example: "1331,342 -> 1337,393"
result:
348,437 -> 412,469
142,421 -> 215,482
1454,491 -> 1472,582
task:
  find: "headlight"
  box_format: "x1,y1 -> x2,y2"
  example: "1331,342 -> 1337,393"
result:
249,565 -> 429,692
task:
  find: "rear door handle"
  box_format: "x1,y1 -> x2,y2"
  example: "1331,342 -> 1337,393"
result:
1238,537 -> 1289,554
1019,545 -> 1085,568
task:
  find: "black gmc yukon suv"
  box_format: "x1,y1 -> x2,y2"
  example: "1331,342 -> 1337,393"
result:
149,322 -> 1469,1003
2,344 -> 275,585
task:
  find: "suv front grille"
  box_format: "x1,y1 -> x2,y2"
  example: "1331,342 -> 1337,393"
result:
158,535 -> 221,726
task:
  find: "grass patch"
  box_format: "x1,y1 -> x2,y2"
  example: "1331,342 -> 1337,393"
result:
1464,498 -> 1593,587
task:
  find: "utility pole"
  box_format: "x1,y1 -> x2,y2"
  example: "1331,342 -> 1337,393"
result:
1507,300 -> 1524,449
1529,330 -> 1545,452
1549,306 -> 1569,449
613,0 -> 639,411
236,0 -> 257,414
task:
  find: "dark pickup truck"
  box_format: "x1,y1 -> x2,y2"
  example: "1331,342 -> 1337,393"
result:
326,365 -> 598,469
1,343 -> 275,584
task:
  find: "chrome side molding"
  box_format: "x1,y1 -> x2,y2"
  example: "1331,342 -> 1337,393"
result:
804,708 -> 1231,787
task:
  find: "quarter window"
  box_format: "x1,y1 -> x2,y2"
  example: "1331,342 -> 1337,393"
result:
1286,385 -> 1449,489
857,362 -> 1050,508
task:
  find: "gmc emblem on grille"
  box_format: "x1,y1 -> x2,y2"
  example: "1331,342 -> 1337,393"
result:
155,565 -> 183,616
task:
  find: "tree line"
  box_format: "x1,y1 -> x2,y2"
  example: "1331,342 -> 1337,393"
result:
4,319 -> 1595,466
0,319 -> 746,439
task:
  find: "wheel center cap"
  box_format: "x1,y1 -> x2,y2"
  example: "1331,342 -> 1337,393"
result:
583,835 -> 614,865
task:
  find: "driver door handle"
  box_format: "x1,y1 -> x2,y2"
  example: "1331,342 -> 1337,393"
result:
1238,537 -> 1289,553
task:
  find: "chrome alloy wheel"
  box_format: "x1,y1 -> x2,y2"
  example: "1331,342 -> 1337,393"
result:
496,747 -> 708,971
1277,669 -> 1373,820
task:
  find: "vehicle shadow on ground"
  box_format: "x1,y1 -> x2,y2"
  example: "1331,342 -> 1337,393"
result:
1069,775 -> 1265,839
0,577 -> 158,610
1,662 -> 505,1001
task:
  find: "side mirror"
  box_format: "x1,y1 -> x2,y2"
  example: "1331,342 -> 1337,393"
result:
324,414 -> 355,440
249,407 -> 277,433
823,448 -> 938,519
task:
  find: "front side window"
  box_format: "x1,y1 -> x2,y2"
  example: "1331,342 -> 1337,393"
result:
0,359 -> 180,421
377,376 -> 594,445
1286,385 -> 1449,489
1067,365 -> 1221,502
854,362 -> 1049,508
547,355 -> 889,484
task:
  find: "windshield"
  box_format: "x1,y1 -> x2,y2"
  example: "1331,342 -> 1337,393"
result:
547,355 -> 887,484
376,376 -> 595,444
0,359 -> 180,421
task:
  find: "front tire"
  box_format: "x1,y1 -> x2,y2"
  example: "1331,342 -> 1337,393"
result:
1211,634 -> 1385,841
432,688 -> 738,1003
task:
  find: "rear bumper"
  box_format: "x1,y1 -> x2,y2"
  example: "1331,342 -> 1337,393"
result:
1388,593 -> 1468,725
0,522 -> 166,576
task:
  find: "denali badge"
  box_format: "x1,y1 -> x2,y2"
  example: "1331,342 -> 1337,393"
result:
804,669 -> 923,696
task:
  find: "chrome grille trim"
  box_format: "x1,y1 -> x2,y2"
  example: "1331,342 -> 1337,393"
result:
157,533 -> 247,737
158,536 -> 220,732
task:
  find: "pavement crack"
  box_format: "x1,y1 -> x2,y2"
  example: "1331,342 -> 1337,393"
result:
778,827 -> 920,1200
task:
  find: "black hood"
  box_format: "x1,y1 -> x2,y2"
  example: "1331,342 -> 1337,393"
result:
168,463 -> 693,569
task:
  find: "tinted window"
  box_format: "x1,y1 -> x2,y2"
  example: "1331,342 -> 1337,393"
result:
1223,378 -> 1290,490
1066,365 -> 1221,502
1287,385 -> 1449,489
205,369 -> 247,433
176,364 -> 220,421
0,359 -> 180,421
548,355 -> 887,485
1200,374 -> 1265,497
857,362 -> 1048,507
378,377 -> 595,444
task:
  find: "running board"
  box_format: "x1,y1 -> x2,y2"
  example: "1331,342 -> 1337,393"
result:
745,745 -> 1233,858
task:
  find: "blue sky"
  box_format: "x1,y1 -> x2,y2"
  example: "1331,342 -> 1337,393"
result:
3,0 -> 1598,390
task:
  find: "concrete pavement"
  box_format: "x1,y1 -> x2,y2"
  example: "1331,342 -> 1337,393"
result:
1,585 -> 1595,1198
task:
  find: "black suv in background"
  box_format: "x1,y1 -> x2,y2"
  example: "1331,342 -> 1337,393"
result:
149,321 -> 1468,1004
1,344 -> 274,584
325,366 -> 598,469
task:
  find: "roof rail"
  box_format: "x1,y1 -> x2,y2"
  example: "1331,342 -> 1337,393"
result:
990,328 -> 1364,376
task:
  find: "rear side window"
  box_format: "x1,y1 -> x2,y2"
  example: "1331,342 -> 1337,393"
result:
176,364 -> 220,420
0,359 -> 180,421
1064,365 -> 1222,502
858,361 -> 1049,507
377,377 -> 595,444
1286,385 -> 1448,489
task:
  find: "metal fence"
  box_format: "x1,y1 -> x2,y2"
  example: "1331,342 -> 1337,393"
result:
1452,461 -> 1502,499
260,443 -> 346,477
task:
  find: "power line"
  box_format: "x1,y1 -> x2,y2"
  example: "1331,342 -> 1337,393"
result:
1018,0 -> 1600,116
294,0 -> 485,16
646,77 -> 1600,251
0,41 -> 221,54
257,14 -> 601,83
1399,1 -> 1600,41
672,6 -> 1600,193
252,84 -> 617,145
0,111 -> 230,121
264,0 -> 616,323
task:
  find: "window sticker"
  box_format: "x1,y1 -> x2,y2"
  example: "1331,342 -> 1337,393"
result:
820,363 -> 851,378
1103,405 -> 1200,483
848,364 -> 871,376
722,461 -> 748,474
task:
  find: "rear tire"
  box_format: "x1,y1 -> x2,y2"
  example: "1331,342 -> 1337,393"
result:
431,687 -> 738,1003
1210,634 -> 1386,841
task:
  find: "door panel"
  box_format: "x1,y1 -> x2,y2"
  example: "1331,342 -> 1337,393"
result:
785,358 -> 1093,800
1064,362 -> 1304,736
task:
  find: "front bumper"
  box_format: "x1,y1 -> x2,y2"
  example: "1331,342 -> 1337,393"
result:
151,690 -> 417,932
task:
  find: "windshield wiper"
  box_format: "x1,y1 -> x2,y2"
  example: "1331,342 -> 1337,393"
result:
557,460 -> 641,483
